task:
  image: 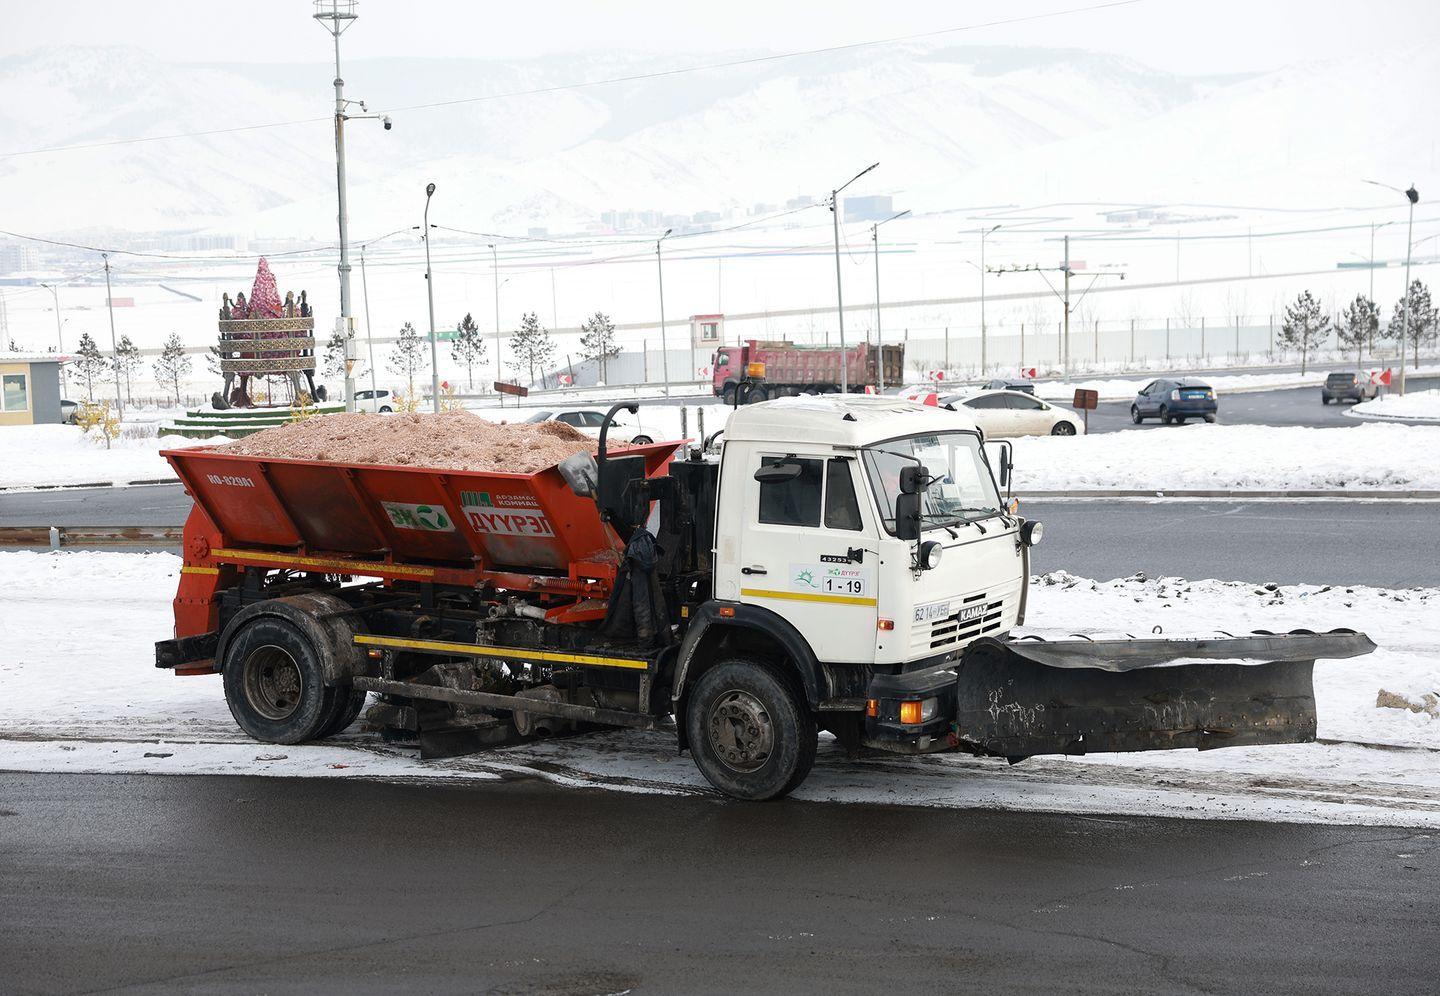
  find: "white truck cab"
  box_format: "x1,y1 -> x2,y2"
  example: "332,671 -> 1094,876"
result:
712,396 -> 1027,672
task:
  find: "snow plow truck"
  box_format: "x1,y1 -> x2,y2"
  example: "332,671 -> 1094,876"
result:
155,396 -> 1374,800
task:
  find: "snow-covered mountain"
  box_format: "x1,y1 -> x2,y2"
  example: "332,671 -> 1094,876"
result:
0,41 -> 1433,239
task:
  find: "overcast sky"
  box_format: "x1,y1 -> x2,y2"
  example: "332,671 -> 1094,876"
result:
2,0 -> 1436,75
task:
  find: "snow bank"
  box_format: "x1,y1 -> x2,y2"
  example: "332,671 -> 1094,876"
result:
2,550 -> 1437,826
1349,388 -> 1440,423
0,424 -> 218,489
1032,365 -> 1440,403
1010,422 -> 1440,492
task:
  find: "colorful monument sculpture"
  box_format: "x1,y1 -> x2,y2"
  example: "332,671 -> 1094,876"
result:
212,258 -> 326,409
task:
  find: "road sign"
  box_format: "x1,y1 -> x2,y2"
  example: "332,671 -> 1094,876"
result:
1072,389 -> 1098,410
1369,368 -> 1393,386
1018,367 -> 1037,379
494,381 -> 528,397
557,373 -> 573,386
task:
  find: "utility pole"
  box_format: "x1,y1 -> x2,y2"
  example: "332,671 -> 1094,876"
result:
656,229 -> 673,397
423,183 -> 440,412
1365,180 -> 1419,394
979,223 -> 1000,373
359,243 -> 378,402
829,162 -> 879,394
40,281 -> 65,390
314,0 -> 388,413
1063,235 -> 1072,380
490,244 -> 502,386
871,208 -> 909,393
102,253 -> 122,417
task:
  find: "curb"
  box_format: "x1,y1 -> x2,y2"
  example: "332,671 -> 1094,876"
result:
0,525 -> 183,547
1019,489 -> 1440,500
1342,410 -> 1440,426
0,478 -> 178,494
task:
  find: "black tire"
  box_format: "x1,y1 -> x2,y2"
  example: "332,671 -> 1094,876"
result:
222,617 -> 336,745
721,383 -> 737,406
1159,405 -> 1173,425
1175,416 -> 1188,424
1130,405 -> 1143,424
630,434 -> 653,445
318,688 -> 368,739
1321,396 -> 1330,405
686,658 -> 817,801
1050,420 -> 1077,436
211,391 -> 229,411
378,405 -> 392,414
1203,413 -> 1217,424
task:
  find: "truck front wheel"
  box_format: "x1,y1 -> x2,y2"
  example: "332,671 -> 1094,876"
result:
686,659 -> 816,801
222,617 -> 337,745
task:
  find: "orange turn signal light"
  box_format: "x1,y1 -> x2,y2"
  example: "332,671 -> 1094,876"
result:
865,699 -> 878,718
898,700 -> 924,725
366,649 -> 383,660
877,618 -> 895,631
719,606 -> 735,617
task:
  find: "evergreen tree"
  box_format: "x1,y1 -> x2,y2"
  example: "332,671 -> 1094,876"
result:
151,332 -> 193,406
1277,290 -> 1331,374
1385,279 -> 1437,368
578,311 -> 620,382
449,312 -> 487,389
73,332 -> 108,401
1336,294 -> 1378,366
323,328 -> 348,380
387,321 -> 428,396
507,312 -> 554,387
114,335 -> 143,404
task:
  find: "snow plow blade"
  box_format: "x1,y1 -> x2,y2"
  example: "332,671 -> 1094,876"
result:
953,630 -> 1376,758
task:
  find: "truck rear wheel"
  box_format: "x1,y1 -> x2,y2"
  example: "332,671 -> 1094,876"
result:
319,688 -> 368,738
222,617 -> 336,745
686,659 -> 816,801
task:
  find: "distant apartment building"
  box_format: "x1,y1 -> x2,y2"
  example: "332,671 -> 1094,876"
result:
843,195 -> 895,223
0,242 -> 40,273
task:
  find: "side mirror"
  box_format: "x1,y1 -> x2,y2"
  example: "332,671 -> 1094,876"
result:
895,492 -> 922,541
754,462 -> 802,485
898,463 -> 929,495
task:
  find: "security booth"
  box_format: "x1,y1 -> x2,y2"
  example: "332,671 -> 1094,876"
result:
690,314 -> 725,349
0,354 -> 65,426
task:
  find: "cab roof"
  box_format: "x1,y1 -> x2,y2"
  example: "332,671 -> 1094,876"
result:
723,395 -> 981,447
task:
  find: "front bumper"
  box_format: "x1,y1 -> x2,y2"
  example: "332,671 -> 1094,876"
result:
861,666 -> 959,754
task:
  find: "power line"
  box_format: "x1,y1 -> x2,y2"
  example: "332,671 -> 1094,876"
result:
0,1 -> 1142,160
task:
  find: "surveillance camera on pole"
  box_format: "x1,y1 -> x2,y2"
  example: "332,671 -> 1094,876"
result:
313,0 -> 393,412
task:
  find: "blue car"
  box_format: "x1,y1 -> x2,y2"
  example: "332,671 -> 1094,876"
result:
1131,378 -> 1217,425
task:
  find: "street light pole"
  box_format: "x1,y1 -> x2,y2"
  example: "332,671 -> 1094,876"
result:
656,229 -> 673,398
1399,186 -> 1418,395
830,162 -> 879,394
979,224 -> 1000,373
40,281 -> 65,389
1062,235 -> 1072,381
490,244 -> 502,388
359,243 -> 378,402
871,208 -> 909,393
101,253 -> 122,417
423,183 -> 440,413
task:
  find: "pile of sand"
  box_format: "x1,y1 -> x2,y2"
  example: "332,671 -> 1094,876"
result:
213,410 -> 598,473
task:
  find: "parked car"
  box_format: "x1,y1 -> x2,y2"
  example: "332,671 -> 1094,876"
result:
350,389 -> 395,413
1131,378 -> 1217,424
980,378 -> 1037,395
60,399 -> 79,424
523,406 -> 655,444
1321,371 -> 1378,404
939,389 -> 1084,437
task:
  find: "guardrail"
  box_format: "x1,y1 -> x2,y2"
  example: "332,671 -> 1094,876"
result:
0,526 -> 183,548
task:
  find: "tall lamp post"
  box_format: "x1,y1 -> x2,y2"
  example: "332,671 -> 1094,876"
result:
489,244 -> 503,388
101,253 -> 122,417
656,228 -> 673,397
870,208 -> 909,393
39,280 -> 65,389
978,224 -> 1001,373
1365,180 -> 1419,394
314,0 -> 391,412
423,183 -> 440,412
829,162 -> 879,394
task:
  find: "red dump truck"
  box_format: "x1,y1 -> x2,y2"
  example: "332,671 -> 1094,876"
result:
156,398 -> 1372,800
711,340 -> 905,404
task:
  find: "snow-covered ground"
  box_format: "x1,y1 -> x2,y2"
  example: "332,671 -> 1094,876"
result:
1010,422 -> 1440,493
1022,365 -> 1440,403
1,550 -> 1436,827
0,424 -> 220,489
1349,388 -> 1440,424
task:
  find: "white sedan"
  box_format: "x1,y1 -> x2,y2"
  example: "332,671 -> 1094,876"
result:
522,406 -> 656,444
939,389 -> 1086,438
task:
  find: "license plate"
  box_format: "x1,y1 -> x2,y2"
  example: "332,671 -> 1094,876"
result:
914,600 -> 952,624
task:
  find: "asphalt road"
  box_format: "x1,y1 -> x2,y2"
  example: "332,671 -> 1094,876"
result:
1027,499 -> 1440,587
1076,374 -> 1440,434
1,772 -> 1434,996
5,486 -> 1436,587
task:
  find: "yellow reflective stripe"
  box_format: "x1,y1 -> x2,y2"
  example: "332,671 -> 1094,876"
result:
353,634 -> 649,671
180,566 -> 220,575
740,587 -> 877,607
213,547 -> 435,579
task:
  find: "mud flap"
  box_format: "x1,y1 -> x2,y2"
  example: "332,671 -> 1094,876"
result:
953,630 -> 1376,758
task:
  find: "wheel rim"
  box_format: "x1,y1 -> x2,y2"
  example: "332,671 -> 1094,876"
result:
707,689 -> 774,773
1054,422 -> 1075,435
242,645 -> 304,721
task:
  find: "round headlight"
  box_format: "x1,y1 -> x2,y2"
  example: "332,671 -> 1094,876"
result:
1021,520 -> 1043,547
920,539 -> 944,570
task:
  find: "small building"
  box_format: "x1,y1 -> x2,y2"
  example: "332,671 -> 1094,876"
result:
843,194 -> 895,223
0,354 -> 66,426
690,314 -> 725,350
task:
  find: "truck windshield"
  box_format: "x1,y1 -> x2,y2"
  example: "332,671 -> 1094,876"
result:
862,431 -> 1002,534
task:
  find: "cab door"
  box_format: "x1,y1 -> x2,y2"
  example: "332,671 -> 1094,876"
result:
734,450 -> 877,665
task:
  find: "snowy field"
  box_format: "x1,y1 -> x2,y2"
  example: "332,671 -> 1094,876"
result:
0,424 -> 220,489
1349,388 -> 1440,424
1,550 -> 1436,827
